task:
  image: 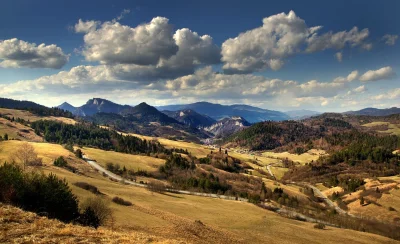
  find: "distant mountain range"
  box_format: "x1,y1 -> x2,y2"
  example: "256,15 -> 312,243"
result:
344,107 -> 400,116
58,99 -> 131,117
157,102 -> 290,123
162,109 -> 216,128
54,98 -> 400,141
284,110 -> 321,120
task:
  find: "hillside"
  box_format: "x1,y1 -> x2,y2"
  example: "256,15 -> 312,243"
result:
0,139 -> 398,243
0,97 -> 73,118
1,106 -> 400,242
157,102 -> 290,123
224,120 -> 321,151
0,203 -> 179,243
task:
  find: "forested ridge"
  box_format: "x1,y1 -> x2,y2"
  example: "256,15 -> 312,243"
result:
283,131 -> 400,182
0,97 -> 74,118
31,120 -> 169,155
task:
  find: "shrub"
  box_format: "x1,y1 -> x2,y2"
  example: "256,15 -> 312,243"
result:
54,156 -> 68,167
112,196 -> 132,206
79,207 -> 100,229
73,182 -> 101,195
64,144 -> 74,152
314,223 -> 326,229
388,206 -> 396,211
147,180 -> 166,193
80,196 -> 112,226
75,149 -> 83,159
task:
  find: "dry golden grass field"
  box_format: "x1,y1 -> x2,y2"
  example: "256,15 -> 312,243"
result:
362,121 -> 400,136
0,203 -> 179,244
340,178 -> 400,224
262,149 -> 326,165
0,118 -> 42,142
81,147 -> 166,172
0,140 -> 397,243
0,108 -> 76,124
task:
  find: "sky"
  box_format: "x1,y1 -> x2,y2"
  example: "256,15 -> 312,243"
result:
0,0 -> 399,112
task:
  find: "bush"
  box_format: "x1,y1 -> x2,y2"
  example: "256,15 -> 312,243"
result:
75,149 -> 83,159
314,223 -> 326,229
80,196 -> 112,226
73,182 -> 101,195
54,156 -> 68,167
112,196 -> 132,206
79,207 -> 100,229
147,180 -> 166,193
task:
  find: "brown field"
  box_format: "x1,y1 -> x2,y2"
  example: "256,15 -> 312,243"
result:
0,203 -> 179,244
0,118 -> 42,142
262,149 -> 326,165
0,140 -> 395,243
269,166 -> 289,180
342,178 -> 400,224
80,147 -> 166,172
362,121 -> 400,136
0,108 -> 76,124
0,141 -> 90,173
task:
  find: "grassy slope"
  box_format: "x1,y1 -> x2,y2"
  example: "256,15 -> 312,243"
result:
0,108 -> 76,124
262,149 -> 326,165
362,121 -> 400,136
81,147 -> 165,172
0,118 -> 42,141
43,167 -> 396,244
0,140 -> 395,243
0,203 -> 178,244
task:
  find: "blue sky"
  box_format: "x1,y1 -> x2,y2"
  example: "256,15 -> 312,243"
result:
0,0 -> 399,111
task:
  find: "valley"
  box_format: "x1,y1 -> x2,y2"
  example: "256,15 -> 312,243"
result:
1,98 -> 400,243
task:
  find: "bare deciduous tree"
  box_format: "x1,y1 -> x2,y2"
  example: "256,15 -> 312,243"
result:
14,142 -> 42,169
80,196 -> 113,226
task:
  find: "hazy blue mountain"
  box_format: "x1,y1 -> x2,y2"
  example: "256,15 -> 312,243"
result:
158,102 -> 289,123
120,102 -> 180,125
285,109 -> 321,120
57,102 -> 77,113
344,107 -> 400,116
58,98 -> 131,116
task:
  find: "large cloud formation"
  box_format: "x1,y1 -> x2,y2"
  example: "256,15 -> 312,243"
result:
221,11 -> 370,73
75,17 -> 221,80
0,38 -> 69,69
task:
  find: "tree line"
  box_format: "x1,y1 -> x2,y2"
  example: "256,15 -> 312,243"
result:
31,120 -> 171,155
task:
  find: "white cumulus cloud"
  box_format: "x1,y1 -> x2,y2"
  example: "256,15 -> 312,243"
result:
0,38 -> 68,69
359,66 -> 396,82
221,11 -> 370,74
